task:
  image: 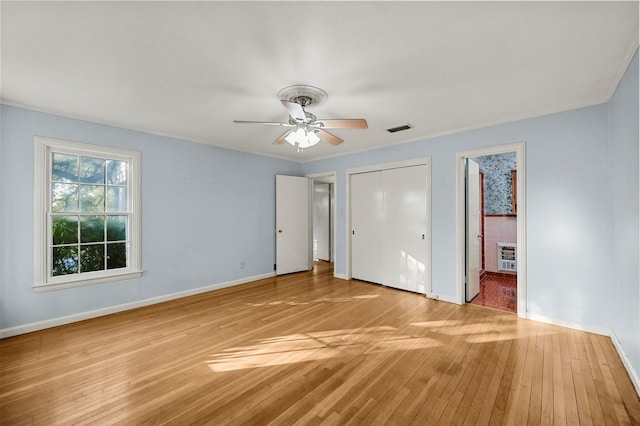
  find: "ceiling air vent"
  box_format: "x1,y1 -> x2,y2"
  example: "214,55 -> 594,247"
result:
386,124 -> 413,133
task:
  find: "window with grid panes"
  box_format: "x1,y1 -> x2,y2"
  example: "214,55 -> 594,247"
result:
34,137 -> 141,291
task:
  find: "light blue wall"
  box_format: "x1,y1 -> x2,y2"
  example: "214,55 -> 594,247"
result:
303,103 -> 612,331
0,105 -> 302,329
609,49 -> 639,377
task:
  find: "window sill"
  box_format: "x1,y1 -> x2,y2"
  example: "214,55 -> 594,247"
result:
33,270 -> 143,292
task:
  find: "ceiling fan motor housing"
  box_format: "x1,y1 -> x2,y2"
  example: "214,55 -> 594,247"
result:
277,85 -> 328,107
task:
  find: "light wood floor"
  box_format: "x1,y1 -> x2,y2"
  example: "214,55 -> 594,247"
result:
1,262 -> 639,425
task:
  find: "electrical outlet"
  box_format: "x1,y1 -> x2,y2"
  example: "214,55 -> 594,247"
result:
240,261 -> 246,269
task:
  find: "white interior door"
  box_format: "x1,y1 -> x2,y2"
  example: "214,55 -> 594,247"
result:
383,165 -> 429,293
351,171 -> 384,284
466,159 -> 482,301
276,175 -> 310,275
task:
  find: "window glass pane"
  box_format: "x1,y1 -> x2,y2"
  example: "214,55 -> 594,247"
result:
106,187 -> 127,212
52,153 -> 78,182
52,183 -> 79,212
107,243 -> 127,269
107,216 -> 127,241
52,216 -> 79,245
80,244 -> 105,272
106,160 -> 127,185
80,185 -> 105,212
52,246 -> 79,276
80,157 -> 105,184
80,216 -> 104,243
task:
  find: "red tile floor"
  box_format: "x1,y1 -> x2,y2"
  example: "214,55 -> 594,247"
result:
469,272 -> 517,313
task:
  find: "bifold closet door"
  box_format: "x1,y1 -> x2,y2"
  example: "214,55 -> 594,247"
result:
351,164 -> 429,293
351,171 -> 384,284
383,165 -> 428,293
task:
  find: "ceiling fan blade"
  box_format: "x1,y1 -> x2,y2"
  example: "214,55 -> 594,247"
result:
273,131 -> 291,145
233,120 -> 290,126
318,129 -> 343,145
281,100 -> 307,121
316,119 -> 368,129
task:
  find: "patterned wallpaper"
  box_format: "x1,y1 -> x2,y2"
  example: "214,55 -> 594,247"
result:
473,152 -> 516,215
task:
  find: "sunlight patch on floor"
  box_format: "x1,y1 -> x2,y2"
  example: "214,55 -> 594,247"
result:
207,326 -> 440,372
410,320 -> 558,342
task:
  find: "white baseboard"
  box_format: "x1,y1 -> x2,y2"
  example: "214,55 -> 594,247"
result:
610,330 -> 640,397
0,272 -> 275,339
526,312 -> 611,336
426,292 -> 461,304
334,273 -> 348,280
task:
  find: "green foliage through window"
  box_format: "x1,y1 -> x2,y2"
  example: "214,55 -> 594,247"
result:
50,153 -> 129,277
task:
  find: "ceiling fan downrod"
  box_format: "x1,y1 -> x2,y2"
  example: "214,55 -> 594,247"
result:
292,95 -> 313,107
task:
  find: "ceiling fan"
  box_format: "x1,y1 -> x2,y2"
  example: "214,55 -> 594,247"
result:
233,85 -> 367,152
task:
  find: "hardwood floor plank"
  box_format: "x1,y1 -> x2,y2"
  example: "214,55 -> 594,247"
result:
1,263 -> 639,425
559,327 -> 582,425
512,324 -> 536,425
494,326 -> 530,425
539,327 -> 555,425
471,316 -> 514,425
568,328 -> 595,426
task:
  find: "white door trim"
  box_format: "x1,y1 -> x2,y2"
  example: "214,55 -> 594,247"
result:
346,157 -> 432,293
455,142 -> 527,318
276,175 -> 311,275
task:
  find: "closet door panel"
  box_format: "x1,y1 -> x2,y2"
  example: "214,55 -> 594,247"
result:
350,171 -> 384,284
382,165 -> 429,293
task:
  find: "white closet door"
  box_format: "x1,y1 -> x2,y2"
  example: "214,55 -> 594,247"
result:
382,165 -> 428,293
351,171 -> 384,284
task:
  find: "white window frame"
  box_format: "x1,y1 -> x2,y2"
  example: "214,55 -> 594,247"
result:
34,136 -> 142,292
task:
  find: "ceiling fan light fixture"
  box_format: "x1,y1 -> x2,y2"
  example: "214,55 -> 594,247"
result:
308,131 -> 320,145
284,131 -> 297,146
284,126 -> 321,150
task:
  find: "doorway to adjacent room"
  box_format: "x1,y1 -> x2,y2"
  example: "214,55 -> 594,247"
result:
456,143 -> 526,317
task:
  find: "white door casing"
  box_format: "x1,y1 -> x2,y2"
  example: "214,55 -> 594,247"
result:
276,175 -> 310,275
466,159 -> 481,302
455,142 -> 526,318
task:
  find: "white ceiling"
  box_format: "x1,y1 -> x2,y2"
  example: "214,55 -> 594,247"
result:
2,1 -> 638,162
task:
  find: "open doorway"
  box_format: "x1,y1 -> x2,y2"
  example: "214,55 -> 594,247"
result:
467,153 -> 518,313
456,143 -> 526,318
308,172 -> 336,275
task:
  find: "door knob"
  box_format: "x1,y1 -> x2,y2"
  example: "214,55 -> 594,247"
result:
278,229 -> 283,233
